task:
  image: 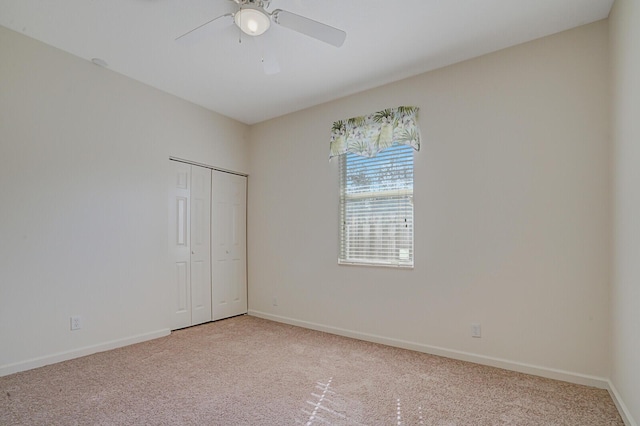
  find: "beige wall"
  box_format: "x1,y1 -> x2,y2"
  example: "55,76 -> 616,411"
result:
0,26 -> 249,374
247,21 -> 611,383
610,0 -> 640,423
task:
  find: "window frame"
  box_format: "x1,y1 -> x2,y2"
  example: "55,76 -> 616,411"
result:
338,144 -> 415,268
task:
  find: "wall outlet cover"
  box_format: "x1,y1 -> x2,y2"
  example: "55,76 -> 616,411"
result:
471,323 -> 481,338
70,316 -> 82,331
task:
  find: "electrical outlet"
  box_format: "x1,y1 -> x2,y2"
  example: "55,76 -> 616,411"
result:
471,323 -> 481,338
70,315 -> 82,331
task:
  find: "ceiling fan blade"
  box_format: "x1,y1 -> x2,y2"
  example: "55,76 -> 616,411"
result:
252,36 -> 280,75
272,9 -> 346,47
175,13 -> 234,45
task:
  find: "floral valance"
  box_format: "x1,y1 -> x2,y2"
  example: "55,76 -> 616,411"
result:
329,106 -> 421,159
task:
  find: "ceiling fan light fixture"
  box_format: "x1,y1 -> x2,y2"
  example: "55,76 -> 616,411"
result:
235,7 -> 270,36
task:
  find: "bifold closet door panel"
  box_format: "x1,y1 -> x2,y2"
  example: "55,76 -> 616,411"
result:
168,161 -> 192,330
189,165 -> 212,326
168,161 -> 212,329
211,171 -> 247,321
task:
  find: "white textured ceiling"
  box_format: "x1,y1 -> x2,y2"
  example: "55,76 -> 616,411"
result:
0,0 -> 614,124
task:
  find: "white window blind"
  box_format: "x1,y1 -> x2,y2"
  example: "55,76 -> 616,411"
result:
339,144 -> 414,267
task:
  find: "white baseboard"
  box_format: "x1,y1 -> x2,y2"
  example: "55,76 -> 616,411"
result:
0,329 -> 171,377
608,381 -> 638,426
248,310 -> 609,389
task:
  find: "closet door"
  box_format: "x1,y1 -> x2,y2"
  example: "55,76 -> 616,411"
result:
189,165 -> 212,325
169,161 -> 192,330
168,161 -> 212,330
211,171 -> 247,320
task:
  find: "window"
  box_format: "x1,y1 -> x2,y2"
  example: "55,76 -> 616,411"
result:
330,105 -> 420,267
339,144 -> 414,267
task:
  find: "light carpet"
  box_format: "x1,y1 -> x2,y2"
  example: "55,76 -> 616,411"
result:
0,315 -> 623,425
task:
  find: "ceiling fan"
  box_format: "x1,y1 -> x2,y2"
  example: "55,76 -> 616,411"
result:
176,0 -> 346,74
